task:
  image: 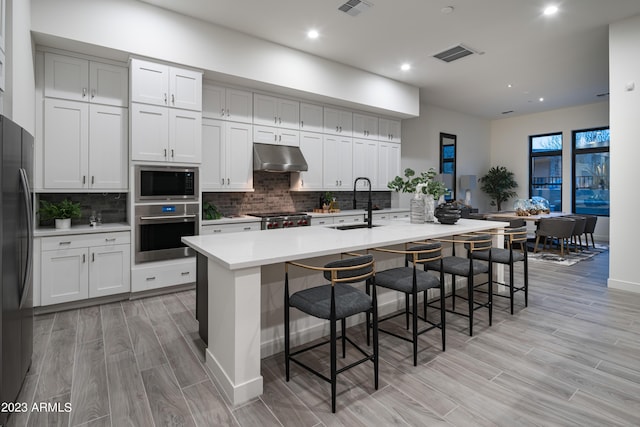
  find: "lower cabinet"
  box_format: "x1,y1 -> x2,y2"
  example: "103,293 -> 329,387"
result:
131,258 -> 196,293
201,221 -> 260,234
39,232 -> 131,306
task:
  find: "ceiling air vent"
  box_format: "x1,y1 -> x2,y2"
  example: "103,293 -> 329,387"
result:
338,0 -> 373,17
433,44 -> 478,63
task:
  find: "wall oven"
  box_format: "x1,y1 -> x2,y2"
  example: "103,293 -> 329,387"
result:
134,203 -> 199,263
135,165 -> 198,202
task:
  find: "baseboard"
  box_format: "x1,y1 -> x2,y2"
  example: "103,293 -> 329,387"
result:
608,278 -> 640,293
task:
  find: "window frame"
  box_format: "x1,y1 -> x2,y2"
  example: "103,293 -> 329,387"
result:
529,132 -> 563,212
572,126 -> 610,217
439,132 -> 456,201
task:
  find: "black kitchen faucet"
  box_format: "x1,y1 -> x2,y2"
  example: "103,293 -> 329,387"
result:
353,177 -> 373,228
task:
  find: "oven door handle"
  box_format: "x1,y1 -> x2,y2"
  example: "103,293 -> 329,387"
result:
139,214 -> 197,221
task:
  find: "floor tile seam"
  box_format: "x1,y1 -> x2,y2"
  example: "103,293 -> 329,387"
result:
70,413 -> 110,427
344,386 -> 412,427
98,303 -> 114,427
371,382 -> 450,423
258,396 -> 285,427
200,357 -> 242,417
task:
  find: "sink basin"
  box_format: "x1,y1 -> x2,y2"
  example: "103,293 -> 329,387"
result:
333,224 -> 380,230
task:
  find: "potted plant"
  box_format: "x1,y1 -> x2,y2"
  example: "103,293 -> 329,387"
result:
479,166 -> 518,211
39,199 -> 82,229
203,202 -> 223,220
388,167 -> 447,199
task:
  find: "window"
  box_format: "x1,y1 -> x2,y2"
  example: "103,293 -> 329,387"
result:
573,127 -> 609,216
529,133 -> 562,212
440,133 -> 456,201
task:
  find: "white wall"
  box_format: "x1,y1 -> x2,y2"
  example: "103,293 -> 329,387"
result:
400,103 -> 492,210
30,0 -> 418,118
490,101 -> 610,241
608,15 -> 640,293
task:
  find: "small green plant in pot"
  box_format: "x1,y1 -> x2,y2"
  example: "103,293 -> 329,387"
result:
39,199 -> 82,229
479,166 -> 518,211
388,167 -> 447,199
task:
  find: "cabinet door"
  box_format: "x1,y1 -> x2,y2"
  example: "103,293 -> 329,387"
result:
353,138 -> 378,189
41,248 -> 89,305
226,88 -> 252,123
277,98 -> 300,129
225,122 -> 253,190
277,128 -> 300,146
253,93 -> 278,126
300,103 -> 324,133
322,135 -> 340,188
378,141 -> 401,190
324,107 -> 352,135
337,137 -> 353,188
296,132 -> 324,190
379,118 -> 402,143
201,118 -> 225,190
253,125 -> 278,145
89,244 -> 130,298
44,53 -> 89,101
169,109 -> 202,163
130,59 -> 169,106
43,99 -> 89,189
89,61 -> 128,107
353,113 -> 378,140
169,67 -> 202,111
202,84 -> 226,119
89,105 -> 128,190
130,103 -> 169,162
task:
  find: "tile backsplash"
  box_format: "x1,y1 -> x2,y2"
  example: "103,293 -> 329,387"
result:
37,193 -> 128,227
203,172 -> 391,216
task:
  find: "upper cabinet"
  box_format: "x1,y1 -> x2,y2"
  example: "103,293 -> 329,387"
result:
324,107 -> 352,136
253,93 -> 299,129
44,52 -> 128,107
203,84 -> 252,123
299,103 -> 324,133
378,117 -> 402,143
130,58 -> 202,111
353,113 -> 379,140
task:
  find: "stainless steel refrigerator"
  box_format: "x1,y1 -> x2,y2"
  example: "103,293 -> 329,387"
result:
0,115 -> 34,426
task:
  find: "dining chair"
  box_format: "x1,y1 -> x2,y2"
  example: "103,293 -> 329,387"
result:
284,254 -> 377,413
582,214 -> 598,249
534,217 -> 576,257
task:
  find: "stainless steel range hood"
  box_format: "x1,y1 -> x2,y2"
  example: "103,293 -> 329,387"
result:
253,143 -> 308,172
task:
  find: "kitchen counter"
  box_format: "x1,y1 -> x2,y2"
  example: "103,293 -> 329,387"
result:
182,218 -> 508,406
305,207 -> 408,217
34,222 -> 131,237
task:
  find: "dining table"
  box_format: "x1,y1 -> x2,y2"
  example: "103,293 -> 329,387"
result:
484,211 -> 570,223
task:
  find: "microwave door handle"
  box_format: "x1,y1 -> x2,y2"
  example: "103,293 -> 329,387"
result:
139,214 -> 197,221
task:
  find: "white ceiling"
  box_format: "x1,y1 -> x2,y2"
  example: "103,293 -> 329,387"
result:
137,0 -> 640,119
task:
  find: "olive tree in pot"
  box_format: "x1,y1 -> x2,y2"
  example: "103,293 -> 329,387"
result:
479,166 -> 518,211
39,199 -> 82,229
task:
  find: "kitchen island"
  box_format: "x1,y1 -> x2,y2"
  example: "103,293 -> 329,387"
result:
182,218 -> 507,406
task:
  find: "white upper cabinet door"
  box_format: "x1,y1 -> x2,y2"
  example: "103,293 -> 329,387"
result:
89,105 -> 128,190
322,135 -> 340,189
131,103 -> 170,162
253,125 -> 278,145
89,244 -> 131,298
225,122 -> 253,190
169,109 -> 202,163
377,141 -> 401,190
324,107 -> 352,135
278,128 -> 300,147
353,138 -> 378,189
202,84 -> 226,119
353,113 -> 379,140
253,93 -> 299,129
44,53 -> 90,101
225,88 -> 252,123
299,102 -> 324,133
169,67 -> 202,111
277,98 -> 300,129
89,61 -> 128,107
378,118 -> 402,143
294,132 -> 323,190
201,118 -> 225,190
130,59 -> 170,106
43,99 -> 89,189
337,137 -> 353,188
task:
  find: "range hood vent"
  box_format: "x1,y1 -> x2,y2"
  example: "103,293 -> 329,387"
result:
433,44 -> 478,63
253,143 -> 308,172
338,0 -> 373,17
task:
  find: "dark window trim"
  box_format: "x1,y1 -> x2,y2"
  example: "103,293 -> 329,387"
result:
439,132 -> 456,200
571,126 -> 610,216
528,132 -> 563,206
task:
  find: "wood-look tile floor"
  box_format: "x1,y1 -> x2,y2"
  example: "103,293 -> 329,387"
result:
9,249 -> 640,426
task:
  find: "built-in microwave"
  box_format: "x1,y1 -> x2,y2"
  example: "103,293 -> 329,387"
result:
135,165 -> 198,202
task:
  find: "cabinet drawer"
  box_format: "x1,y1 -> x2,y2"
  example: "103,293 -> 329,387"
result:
201,222 -> 261,234
390,212 -> 410,220
334,215 -> 364,224
131,259 -> 196,292
41,232 -> 130,251
311,217 -> 335,226
372,213 -> 389,221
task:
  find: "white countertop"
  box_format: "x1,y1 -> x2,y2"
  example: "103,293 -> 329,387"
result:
35,222 -> 131,237
183,218 -> 508,270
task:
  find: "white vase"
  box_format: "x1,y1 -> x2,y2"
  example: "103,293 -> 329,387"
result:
424,194 -> 436,222
410,196 -> 426,224
55,218 -> 71,229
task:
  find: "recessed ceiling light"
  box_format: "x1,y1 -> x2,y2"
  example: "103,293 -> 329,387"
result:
400,63 -> 411,71
539,97 -> 545,102
543,5 -> 558,15
441,6 -> 454,14
507,84 -> 513,88
307,29 -> 319,39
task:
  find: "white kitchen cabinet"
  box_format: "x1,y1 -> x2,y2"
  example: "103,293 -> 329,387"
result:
44,52 -> 128,107
40,232 -> 131,306
253,93 -> 299,129
353,113 -> 379,140
377,141 -> 401,190
131,258 -> 196,293
353,138 -> 378,190
130,103 -> 201,163
43,98 -> 128,190
323,134 -> 353,190
324,107 -> 352,136
299,102 -> 324,133
201,222 -> 261,234
378,117 -> 402,143
201,118 -> 253,191
310,217 -> 334,226
203,84 -> 252,123
130,58 -> 202,111
291,131 -> 324,190
253,125 -> 300,146
334,215 -> 364,225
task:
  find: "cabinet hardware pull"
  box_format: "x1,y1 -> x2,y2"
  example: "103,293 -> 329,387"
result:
59,241 -> 71,245
164,149 -> 167,157
140,214 -> 196,220
82,88 -> 87,98
91,89 -> 96,99
301,120 -> 304,128
221,178 -> 224,185
279,117 -> 282,125
278,135 -> 281,142
336,126 -> 339,132
91,176 -> 95,185
171,94 -> 175,104
181,271 -> 190,275
164,93 -> 167,104
243,227 -> 251,231
226,109 -> 230,117
339,126 -> 342,132
92,253 -> 95,262
82,254 -> 86,263
274,134 -> 277,141
227,178 -> 230,185
336,180 -> 338,186
213,229 -> 222,233
105,238 -> 116,242
301,179 -> 304,187
171,149 -> 175,158
274,116 -> 277,124
221,108 -> 225,116
82,175 -> 86,184
146,276 -> 156,281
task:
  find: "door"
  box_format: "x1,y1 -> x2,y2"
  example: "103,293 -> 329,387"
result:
203,84 -> 225,119
253,93 -> 278,126
89,61 -> 128,107
130,59 -> 169,106
169,67 -> 202,111
353,138 -> 378,189
323,135 -> 340,188
277,98 -> 300,129
226,88 -> 252,123
41,248 -> 89,305
44,53 -> 89,101
201,118 -> 224,190
169,109 -> 202,163
300,103 -> 324,133
89,244 -> 130,298
225,122 -> 253,189
297,132 -> 323,189
130,103 -> 169,162
89,105 -> 128,189
337,137 -> 353,188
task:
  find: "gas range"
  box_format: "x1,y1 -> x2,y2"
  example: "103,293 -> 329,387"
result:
247,212 -> 311,230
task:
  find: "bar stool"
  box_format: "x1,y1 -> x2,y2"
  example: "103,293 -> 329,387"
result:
425,234 -> 493,336
370,242 -> 445,366
284,254 -> 378,413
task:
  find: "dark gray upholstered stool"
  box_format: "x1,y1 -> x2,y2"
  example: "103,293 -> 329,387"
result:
468,227 -> 528,315
370,242 -> 445,366
425,234 -> 493,337
284,254 -> 378,413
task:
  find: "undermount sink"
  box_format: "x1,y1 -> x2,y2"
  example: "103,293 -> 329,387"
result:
333,224 -> 380,230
